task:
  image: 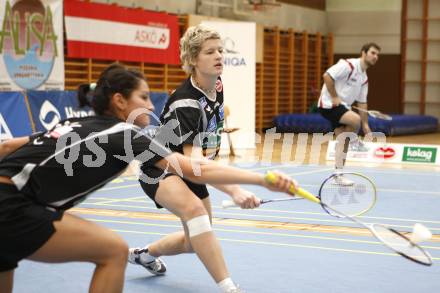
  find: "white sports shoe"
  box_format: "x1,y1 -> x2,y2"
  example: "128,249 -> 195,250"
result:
128,248 -> 167,275
226,287 -> 245,293
349,140 -> 369,152
332,174 -> 354,186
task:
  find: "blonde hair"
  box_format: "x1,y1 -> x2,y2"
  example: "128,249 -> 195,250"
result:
180,25 -> 222,74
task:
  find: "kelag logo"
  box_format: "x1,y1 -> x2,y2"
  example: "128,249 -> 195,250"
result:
402,146 -> 437,163
1,0 -> 58,89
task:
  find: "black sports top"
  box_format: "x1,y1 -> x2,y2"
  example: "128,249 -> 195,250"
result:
153,76 -> 225,159
0,115 -> 171,210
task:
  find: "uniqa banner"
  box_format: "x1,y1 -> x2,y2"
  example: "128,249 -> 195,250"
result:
201,20 -> 256,149
0,0 -> 64,91
64,1 -> 180,64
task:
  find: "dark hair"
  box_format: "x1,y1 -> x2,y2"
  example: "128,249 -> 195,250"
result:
77,63 -> 145,115
360,42 -> 381,54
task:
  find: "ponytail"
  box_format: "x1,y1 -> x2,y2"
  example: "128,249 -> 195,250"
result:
76,63 -> 145,115
77,84 -> 92,108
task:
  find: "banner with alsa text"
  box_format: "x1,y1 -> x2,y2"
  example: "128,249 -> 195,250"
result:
64,1 -> 180,64
0,0 -> 64,91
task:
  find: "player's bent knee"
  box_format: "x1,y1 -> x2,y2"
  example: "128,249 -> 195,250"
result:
186,215 -> 212,238
181,202 -> 207,221
102,235 -> 129,264
353,115 -> 361,126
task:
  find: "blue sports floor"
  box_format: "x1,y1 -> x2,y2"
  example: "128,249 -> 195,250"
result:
14,164 -> 440,293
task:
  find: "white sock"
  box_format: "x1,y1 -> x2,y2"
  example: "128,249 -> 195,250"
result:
139,246 -> 156,263
218,278 -> 237,292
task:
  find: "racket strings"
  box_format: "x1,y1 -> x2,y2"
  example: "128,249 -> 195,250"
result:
372,224 -> 432,265
320,174 -> 376,217
369,111 -> 392,120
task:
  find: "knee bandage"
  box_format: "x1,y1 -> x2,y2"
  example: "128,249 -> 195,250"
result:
186,215 -> 211,238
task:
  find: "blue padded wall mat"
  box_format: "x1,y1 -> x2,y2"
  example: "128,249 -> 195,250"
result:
273,114 -> 438,136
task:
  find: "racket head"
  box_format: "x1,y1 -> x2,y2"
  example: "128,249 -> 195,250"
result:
371,224 -> 433,266
369,110 -> 393,120
318,172 -> 377,218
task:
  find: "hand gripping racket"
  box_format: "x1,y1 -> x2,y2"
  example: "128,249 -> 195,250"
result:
223,172 -> 377,218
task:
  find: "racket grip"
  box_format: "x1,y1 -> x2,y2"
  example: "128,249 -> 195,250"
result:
295,187 -> 320,204
265,171 -> 320,204
222,200 -> 238,208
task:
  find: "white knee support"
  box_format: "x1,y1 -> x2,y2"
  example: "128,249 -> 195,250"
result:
186,215 -> 211,238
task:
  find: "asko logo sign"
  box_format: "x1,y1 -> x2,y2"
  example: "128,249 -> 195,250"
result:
374,146 -> 396,159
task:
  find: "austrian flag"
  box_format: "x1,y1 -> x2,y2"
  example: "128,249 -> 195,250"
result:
64,1 -> 179,64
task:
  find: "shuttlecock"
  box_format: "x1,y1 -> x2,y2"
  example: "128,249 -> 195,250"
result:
410,223 -> 432,244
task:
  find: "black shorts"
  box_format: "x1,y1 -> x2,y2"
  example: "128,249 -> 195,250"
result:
318,104 -> 349,130
0,183 -> 63,272
139,167 -> 209,209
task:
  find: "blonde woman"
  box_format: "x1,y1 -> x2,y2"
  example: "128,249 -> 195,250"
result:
128,25 -> 271,292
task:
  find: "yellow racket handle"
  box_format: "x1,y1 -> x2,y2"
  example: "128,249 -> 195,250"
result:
265,171 -> 320,204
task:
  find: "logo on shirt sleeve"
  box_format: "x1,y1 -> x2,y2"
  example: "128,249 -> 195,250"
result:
219,104 -> 224,120
199,97 -> 207,108
48,121 -> 81,139
207,116 -> 217,133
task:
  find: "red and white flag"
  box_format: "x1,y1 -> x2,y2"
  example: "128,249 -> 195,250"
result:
64,1 -> 180,64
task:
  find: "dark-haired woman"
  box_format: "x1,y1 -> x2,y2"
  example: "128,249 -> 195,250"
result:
0,63 -> 297,293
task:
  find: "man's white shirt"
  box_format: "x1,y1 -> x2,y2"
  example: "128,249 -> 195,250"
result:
318,58 -> 368,109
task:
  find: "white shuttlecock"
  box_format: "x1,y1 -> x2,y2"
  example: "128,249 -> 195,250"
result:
410,223 -> 432,244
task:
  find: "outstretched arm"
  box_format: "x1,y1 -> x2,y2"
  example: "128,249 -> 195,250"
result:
0,137 -> 29,158
154,152 -> 298,195
182,144 -> 260,209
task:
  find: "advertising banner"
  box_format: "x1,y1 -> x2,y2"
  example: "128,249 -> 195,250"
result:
326,141 -> 440,165
64,1 -> 179,64
0,92 -> 33,140
0,0 -> 64,91
27,91 -> 94,132
202,21 -> 256,149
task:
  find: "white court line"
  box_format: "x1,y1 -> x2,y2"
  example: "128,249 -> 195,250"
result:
84,217 -> 440,250
99,184 -> 139,191
86,196 -> 440,225
235,164 -> 440,177
101,166 -> 439,196
98,167 -> 333,192
296,183 -> 440,196
107,228 -> 440,260
344,168 -> 440,177
245,164 -> 327,172
91,196 -> 146,205
79,201 -> 440,230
